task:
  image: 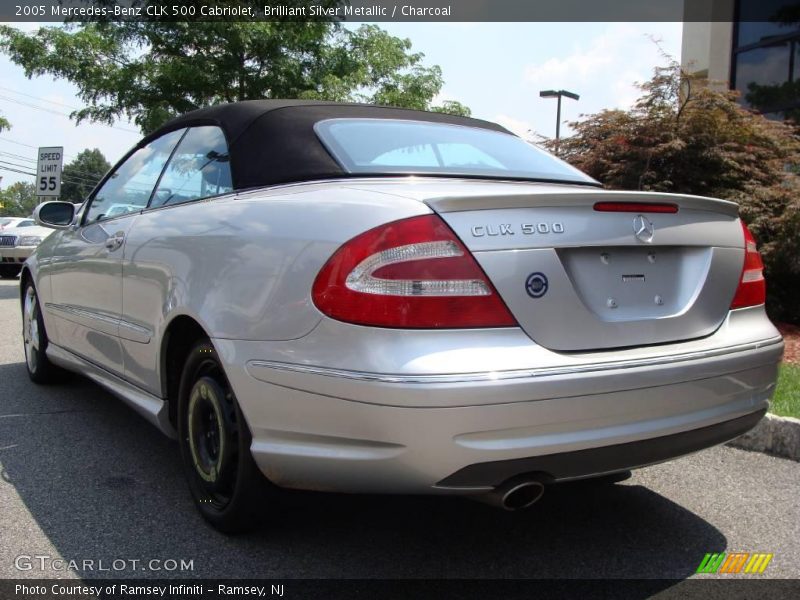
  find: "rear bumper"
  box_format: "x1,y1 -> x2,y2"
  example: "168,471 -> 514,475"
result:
437,409 -> 766,488
217,319 -> 782,494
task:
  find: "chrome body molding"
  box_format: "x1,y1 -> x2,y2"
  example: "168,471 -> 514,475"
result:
45,302 -> 152,343
117,320 -> 153,344
247,336 -> 784,385
45,343 -> 174,438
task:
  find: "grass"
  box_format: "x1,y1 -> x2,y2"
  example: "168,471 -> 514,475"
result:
771,363 -> 800,419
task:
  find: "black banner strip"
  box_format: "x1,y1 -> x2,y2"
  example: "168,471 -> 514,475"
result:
3,579 -> 800,600
2,0 -> 743,24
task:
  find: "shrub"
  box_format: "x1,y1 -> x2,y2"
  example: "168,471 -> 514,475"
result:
553,62 -> 800,324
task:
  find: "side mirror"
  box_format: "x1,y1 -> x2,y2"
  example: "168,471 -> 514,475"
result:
34,201 -> 76,229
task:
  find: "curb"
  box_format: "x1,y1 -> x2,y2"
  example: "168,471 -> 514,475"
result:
727,413 -> 800,461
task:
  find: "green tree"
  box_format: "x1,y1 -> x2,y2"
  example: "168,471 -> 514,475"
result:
0,181 -> 38,217
555,61 -> 800,324
60,148 -> 111,203
0,8 -> 469,134
429,100 -> 471,117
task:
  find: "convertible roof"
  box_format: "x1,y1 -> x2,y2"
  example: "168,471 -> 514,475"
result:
142,100 -> 511,190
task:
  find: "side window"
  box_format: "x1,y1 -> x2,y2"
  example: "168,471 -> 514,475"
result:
150,126 -> 233,208
84,129 -> 185,224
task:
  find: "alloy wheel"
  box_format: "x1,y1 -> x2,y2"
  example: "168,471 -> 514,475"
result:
23,286 -> 40,374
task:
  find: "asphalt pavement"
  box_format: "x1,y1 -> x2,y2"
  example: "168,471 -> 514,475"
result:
0,278 -> 798,582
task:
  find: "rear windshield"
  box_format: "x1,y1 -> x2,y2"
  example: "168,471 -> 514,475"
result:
315,118 -> 595,184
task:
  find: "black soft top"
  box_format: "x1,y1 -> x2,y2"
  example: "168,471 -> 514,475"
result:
142,100 -> 511,190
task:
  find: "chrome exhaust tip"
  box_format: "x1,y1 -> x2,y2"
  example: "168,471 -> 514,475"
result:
474,477 -> 546,511
501,480 -> 545,510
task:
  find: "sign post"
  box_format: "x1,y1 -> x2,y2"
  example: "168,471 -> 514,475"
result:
36,146 -> 63,201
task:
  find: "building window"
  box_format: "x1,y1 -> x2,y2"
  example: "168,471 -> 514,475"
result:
732,0 -> 800,117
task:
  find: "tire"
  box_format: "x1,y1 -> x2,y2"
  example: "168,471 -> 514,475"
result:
22,280 -> 66,384
177,339 -> 268,533
1,265 -> 21,279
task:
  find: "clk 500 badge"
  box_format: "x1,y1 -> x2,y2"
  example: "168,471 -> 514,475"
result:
470,222 -> 565,237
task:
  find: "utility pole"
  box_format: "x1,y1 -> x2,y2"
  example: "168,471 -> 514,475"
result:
539,89 -> 579,154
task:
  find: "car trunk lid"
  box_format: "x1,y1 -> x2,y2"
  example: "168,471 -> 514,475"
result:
414,182 -> 743,351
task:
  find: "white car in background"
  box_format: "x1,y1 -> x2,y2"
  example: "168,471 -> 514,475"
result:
0,222 -> 53,279
1,217 -> 35,231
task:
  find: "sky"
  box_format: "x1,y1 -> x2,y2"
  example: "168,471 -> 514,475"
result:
0,21 -> 682,190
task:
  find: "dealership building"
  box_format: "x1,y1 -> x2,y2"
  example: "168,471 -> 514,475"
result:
682,0 -> 800,118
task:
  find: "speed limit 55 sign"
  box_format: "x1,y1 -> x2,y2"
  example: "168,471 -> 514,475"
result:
36,146 -> 63,197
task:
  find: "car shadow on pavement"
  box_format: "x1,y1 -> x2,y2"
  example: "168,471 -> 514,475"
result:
0,360 -> 725,584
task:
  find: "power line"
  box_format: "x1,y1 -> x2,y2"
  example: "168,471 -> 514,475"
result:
64,176 -> 101,187
0,143 -> 113,183
0,95 -> 140,134
0,86 -> 81,110
1,147 -> 78,169
0,152 -> 106,183
0,136 -> 38,149
0,137 -> 87,166
0,150 -> 36,163
61,175 -> 101,187
56,170 -> 102,186
0,158 -> 35,171
0,157 -> 102,185
0,94 -> 72,117
0,165 -> 36,177
0,137 -> 79,163
0,137 -> 120,181
0,157 -> 32,168
0,165 -> 101,189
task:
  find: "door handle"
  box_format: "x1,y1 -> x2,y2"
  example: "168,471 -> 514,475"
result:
104,231 -> 125,251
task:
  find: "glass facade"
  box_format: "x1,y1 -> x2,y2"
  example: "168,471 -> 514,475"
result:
732,0 -> 800,118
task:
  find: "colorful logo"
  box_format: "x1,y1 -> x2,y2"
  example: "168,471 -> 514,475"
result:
696,552 -> 773,574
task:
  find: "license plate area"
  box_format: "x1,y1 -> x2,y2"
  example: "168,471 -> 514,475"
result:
557,246 -> 711,321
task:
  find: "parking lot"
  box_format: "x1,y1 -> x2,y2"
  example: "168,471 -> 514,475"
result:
0,277 -> 798,581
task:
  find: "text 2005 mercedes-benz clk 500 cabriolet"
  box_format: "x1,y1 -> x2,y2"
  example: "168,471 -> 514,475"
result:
21,101 -> 783,531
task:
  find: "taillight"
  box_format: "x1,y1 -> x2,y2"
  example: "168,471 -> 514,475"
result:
730,221 -> 766,309
312,215 -> 517,328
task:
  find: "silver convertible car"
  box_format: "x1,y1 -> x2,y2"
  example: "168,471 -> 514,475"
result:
22,100 -> 783,532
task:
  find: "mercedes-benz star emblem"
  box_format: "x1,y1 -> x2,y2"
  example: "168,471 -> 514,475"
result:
632,214 -> 655,243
